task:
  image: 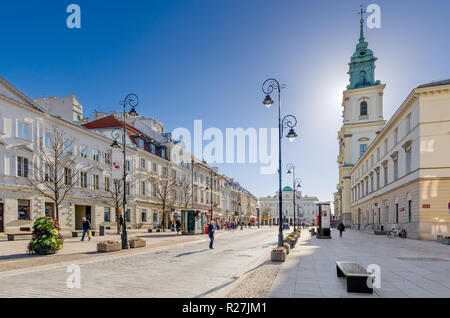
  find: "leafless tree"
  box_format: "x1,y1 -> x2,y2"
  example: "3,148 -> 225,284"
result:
28,127 -> 88,220
147,165 -> 178,231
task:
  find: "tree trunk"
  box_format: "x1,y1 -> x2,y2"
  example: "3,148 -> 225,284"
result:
55,202 -> 59,221
115,205 -> 120,235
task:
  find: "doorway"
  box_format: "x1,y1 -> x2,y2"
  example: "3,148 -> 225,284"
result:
75,205 -> 92,230
0,203 -> 4,232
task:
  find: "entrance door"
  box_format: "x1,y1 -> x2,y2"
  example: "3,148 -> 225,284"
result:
0,203 -> 4,232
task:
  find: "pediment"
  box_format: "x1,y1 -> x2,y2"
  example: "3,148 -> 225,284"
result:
0,76 -> 44,111
13,145 -> 34,153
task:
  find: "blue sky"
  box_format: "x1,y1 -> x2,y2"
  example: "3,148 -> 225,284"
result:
1,0 -> 449,204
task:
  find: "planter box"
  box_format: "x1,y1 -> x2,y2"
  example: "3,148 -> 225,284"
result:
129,239 -> 146,248
97,242 -> 121,252
286,240 -> 295,248
271,250 -> 286,262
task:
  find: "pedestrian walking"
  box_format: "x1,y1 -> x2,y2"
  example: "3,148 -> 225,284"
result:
176,219 -> 181,235
81,217 -> 91,241
119,215 -> 123,232
208,221 -> 215,249
337,222 -> 345,238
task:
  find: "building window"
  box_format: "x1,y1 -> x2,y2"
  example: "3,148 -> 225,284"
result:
394,128 -> 398,144
141,181 -> 146,195
64,139 -> 72,153
141,209 -> 148,222
360,101 -> 368,116
104,207 -> 111,222
45,165 -> 54,182
45,133 -> 54,148
395,202 -> 399,223
153,210 -> 158,223
384,139 -> 388,155
126,182 -> 131,195
18,199 -> 31,220
393,158 -> 398,180
160,148 -> 166,158
80,145 -> 88,158
126,160 -> 131,171
93,174 -> 99,190
126,209 -> 131,222
406,114 -> 411,133
105,177 -> 110,192
80,172 -> 87,188
17,156 -> 29,178
64,168 -> 72,186
17,121 -> 30,140
152,163 -> 157,173
383,164 -> 388,186
149,143 -> 156,154
104,152 -> 111,165
376,171 -> 380,190
360,144 -> 367,158
140,158 -> 146,169
92,149 -> 100,162
45,202 -> 54,218
405,146 -> 412,174
408,199 -> 412,223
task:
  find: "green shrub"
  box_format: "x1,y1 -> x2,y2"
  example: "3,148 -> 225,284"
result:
27,217 -> 64,255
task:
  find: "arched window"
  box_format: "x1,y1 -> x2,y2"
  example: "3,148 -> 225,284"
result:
407,193 -> 412,223
394,197 -> 399,223
360,101 -> 368,116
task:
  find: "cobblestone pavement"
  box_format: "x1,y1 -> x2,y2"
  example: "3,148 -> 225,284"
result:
269,228 -> 450,298
0,227 -> 278,298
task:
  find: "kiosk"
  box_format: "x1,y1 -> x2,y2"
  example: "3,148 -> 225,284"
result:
181,210 -> 206,235
316,202 -> 331,239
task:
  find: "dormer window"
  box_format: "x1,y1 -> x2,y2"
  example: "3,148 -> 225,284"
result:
360,101 -> 368,116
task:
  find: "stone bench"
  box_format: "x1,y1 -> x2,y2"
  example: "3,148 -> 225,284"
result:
336,261 -> 373,293
7,232 -> 33,241
72,230 -> 96,237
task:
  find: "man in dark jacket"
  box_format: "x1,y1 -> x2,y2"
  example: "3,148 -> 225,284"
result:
81,217 -> 91,241
175,219 -> 181,235
337,222 -> 345,238
208,221 -> 215,249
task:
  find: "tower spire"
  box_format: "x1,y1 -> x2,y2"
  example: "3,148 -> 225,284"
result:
358,4 -> 366,42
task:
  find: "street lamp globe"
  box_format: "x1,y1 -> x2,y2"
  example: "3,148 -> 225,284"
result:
287,128 -> 298,142
111,139 -> 120,148
263,95 -> 273,108
129,107 -> 138,117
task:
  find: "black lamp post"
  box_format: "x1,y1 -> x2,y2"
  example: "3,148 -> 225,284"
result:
262,78 -> 298,248
206,171 -> 217,223
111,93 -> 139,250
287,163 -> 301,231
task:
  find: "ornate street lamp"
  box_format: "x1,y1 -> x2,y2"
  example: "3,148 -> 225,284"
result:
110,93 -> 139,249
262,78 -> 298,248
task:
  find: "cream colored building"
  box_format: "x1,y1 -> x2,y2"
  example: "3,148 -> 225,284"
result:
350,80 -> 450,239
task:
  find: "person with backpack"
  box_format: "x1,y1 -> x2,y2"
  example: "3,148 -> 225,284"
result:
175,218 -> 181,235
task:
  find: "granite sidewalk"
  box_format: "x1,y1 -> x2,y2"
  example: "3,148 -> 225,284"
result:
268,227 -> 450,298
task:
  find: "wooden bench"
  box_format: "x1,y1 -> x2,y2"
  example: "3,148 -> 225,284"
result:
336,261 -> 373,293
7,232 -> 33,241
72,230 -> 96,237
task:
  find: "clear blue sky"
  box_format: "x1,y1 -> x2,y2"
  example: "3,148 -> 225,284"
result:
2,0 -> 449,204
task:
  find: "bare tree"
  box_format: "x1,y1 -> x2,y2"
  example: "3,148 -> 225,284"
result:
147,165 -> 178,231
179,177 -> 192,209
82,149 -> 137,234
28,127 -> 88,220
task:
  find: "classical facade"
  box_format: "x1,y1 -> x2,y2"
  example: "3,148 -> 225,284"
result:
336,16 -> 386,226
336,16 -> 450,240
350,80 -> 450,239
259,186 -> 303,226
299,195 -> 319,224
0,75 -> 255,233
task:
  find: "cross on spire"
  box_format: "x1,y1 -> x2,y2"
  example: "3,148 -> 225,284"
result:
358,4 -> 366,23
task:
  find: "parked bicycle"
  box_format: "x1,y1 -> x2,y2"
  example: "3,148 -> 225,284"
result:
387,227 -> 407,239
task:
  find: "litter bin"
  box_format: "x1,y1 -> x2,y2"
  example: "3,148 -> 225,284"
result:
99,225 -> 105,236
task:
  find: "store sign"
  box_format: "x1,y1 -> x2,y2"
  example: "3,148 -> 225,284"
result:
422,204 -> 431,209
112,150 -> 123,179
